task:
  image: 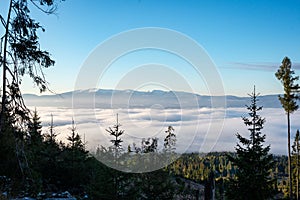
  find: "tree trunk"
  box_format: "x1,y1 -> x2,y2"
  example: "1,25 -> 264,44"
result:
288,111 -> 292,199
0,0 -> 13,132
297,140 -> 299,200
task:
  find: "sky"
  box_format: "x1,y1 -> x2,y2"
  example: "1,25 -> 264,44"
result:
1,0 -> 300,96
2,0 -> 300,155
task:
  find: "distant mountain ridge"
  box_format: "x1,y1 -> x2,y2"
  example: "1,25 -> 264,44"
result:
23,89 -> 282,109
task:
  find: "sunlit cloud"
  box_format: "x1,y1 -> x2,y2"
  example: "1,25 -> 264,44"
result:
30,105 -> 300,155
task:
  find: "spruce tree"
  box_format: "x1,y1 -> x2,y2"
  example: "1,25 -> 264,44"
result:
44,114 -> 57,145
27,108 -> 43,148
106,113 -> 124,158
25,109 -> 44,193
67,119 -> 84,151
105,113 -> 125,199
275,56 -> 300,199
41,114 -> 61,190
226,87 -> 274,200
60,119 -> 89,194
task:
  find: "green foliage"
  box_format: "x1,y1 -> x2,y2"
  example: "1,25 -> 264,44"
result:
275,56 -> 300,199
168,152 -> 236,182
170,152 -> 289,199
0,100 -> 291,199
226,88 -> 275,200
275,57 -> 300,114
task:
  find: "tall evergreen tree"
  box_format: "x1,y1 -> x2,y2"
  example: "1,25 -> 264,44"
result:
226,87 -> 274,200
25,108 -> 44,193
41,114 -> 61,190
275,56 -> 300,199
27,108 -> 43,147
0,0 -> 57,132
60,119 -> 89,194
105,113 -> 125,199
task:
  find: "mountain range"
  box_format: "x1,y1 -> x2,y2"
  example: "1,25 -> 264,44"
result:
23,89 -> 282,109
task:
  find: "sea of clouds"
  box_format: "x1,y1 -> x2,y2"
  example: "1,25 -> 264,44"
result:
28,105 -> 300,155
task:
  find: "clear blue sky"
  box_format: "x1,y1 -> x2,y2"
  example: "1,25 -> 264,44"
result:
2,0 -> 300,96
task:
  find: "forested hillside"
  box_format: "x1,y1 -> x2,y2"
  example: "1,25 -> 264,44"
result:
0,112 -> 290,199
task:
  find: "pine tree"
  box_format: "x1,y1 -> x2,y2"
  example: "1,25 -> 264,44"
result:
44,114 -> 58,145
226,87 -> 274,200
25,109 -> 44,193
60,119 -> 89,194
106,113 -> 124,158
105,113 -> 125,199
27,108 -> 43,148
275,56 -> 300,199
67,119 -> 84,151
41,114 -> 61,190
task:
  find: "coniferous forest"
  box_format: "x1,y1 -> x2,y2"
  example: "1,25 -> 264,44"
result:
1,0 -> 300,200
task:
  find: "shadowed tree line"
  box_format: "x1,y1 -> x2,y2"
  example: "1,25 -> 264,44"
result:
0,100 -> 297,199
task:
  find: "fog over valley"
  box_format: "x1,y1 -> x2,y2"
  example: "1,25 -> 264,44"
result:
24,89 -> 300,155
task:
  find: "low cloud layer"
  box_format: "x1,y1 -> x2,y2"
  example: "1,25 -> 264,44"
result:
31,106 -> 300,155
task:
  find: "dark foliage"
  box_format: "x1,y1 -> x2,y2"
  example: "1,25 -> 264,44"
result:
0,0 -> 59,133
226,88 -> 275,200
